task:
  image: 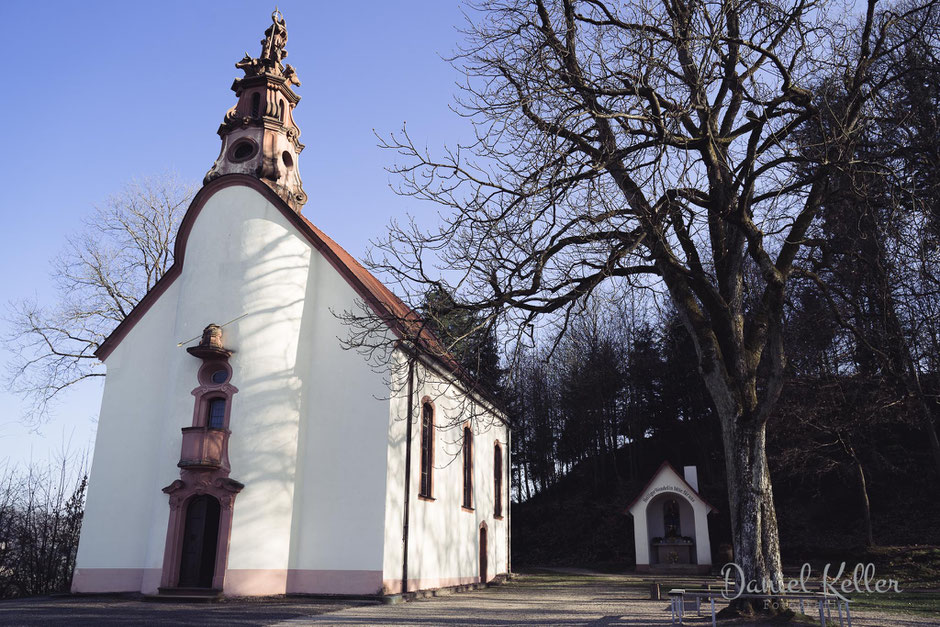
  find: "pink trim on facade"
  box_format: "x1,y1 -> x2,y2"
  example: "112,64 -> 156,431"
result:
141,568 -> 162,594
158,330 -> 242,591
286,569 -> 384,595
71,568 -> 161,593
223,569 -> 289,596
160,476 -> 243,589
382,573 -> 504,594
418,395 -> 435,501
191,382 -> 239,429
183,380 -> 238,470
71,567 -> 507,596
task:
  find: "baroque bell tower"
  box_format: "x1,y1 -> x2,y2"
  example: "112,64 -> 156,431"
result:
205,10 -> 307,212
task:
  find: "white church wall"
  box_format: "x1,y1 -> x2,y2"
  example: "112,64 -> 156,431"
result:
176,185 -> 311,595
680,500 -> 696,541
73,180 -> 506,597
170,184 -> 395,595
381,352 -> 409,590
74,184 -> 394,595
631,514 -> 650,567
382,357 -> 510,593
71,280 -> 182,593
284,229 -> 393,595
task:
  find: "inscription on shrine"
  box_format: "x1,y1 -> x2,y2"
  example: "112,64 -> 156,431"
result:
642,484 -> 697,504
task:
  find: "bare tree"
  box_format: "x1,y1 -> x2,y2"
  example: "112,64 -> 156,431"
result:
0,453 -> 87,599
769,376 -> 897,548
359,0 -> 940,607
4,174 -> 195,423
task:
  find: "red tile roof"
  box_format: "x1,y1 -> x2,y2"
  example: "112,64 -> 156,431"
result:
299,214 -> 451,361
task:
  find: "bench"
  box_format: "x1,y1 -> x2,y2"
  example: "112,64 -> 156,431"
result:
668,588 -> 853,626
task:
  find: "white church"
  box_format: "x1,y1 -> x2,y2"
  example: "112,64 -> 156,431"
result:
71,11 -> 510,597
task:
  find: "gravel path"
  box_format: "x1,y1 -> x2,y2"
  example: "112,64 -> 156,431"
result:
0,571 -> 935,626
0,596 -> 369,626
286,571 -> 940,626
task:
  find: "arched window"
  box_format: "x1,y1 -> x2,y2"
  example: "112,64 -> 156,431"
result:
419,402 -> 434,498
207,398 -> 226,429
462,426 -> 473,510
494,443 -> 503,518
250,92 -> 261,118
194,362 -> 234,431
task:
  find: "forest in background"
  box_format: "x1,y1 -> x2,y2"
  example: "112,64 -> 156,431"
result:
404,22 -> 940,565
427,188 -> 940,560
503,304 -> 940,567
421,36 -> 940,554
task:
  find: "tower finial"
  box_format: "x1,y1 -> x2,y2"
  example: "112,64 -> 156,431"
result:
204,12 -> 307,212
233,9 -> 299,86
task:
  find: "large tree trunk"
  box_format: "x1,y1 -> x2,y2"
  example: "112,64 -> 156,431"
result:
666,274 -> 786,611
721,419 -> 784,610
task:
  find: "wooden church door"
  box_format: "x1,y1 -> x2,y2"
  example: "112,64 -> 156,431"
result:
479,526 -> 488,583
178,495 -> 221,588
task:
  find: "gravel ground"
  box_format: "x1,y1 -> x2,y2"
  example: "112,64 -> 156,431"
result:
0,596 -> 371,626
0,571 -> 935,626
287,571 -> 939,626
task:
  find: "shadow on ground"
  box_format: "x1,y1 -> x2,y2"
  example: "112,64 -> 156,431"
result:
0,596 -> 372,626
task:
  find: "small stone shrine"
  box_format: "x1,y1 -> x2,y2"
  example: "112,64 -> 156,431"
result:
625,462 -> 716,573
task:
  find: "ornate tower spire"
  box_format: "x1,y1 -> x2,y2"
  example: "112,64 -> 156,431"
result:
205,9 -> 307,212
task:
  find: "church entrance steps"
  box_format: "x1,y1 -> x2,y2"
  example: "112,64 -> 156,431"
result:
147,587 -> 223,602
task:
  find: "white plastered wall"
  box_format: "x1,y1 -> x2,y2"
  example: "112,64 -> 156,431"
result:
72,279 -> 182,592
284,218 -> 392,594
381,355 -> 510,592
74,184 -> 392,594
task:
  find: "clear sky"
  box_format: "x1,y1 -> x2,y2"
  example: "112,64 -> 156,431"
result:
0,1 -> 474,468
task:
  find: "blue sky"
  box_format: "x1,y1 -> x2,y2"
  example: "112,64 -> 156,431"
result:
0,1 -> 474,468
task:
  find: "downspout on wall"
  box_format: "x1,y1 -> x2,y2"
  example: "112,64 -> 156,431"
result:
400,356 -> 416,594
506,424 -> 512,577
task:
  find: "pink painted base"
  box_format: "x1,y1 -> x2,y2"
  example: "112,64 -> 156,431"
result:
71,568 -> 507,596
71,568 -> 161,593
382,572 -> 507,594
287,569 -> 383,595
223,569 -> 289,596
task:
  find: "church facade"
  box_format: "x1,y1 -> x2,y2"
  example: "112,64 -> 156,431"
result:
71,12 -> 509,597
